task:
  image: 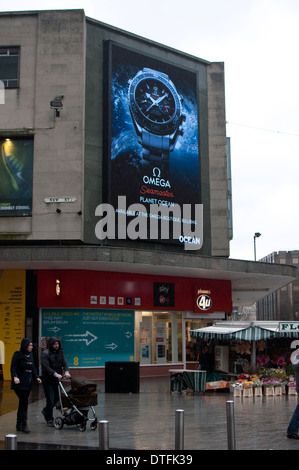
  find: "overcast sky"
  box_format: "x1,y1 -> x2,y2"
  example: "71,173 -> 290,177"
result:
2,0 -> 299,261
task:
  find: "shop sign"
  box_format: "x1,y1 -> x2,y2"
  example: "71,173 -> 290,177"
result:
154,283 -> 175,307
196,293 -> 212,311
193,280 -> 232,314
279,322 -> 299,332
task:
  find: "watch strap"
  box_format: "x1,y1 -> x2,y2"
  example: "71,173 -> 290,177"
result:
141,129 -> 170,161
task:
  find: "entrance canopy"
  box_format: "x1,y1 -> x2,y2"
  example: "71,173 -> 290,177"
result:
190,321 -> 299,341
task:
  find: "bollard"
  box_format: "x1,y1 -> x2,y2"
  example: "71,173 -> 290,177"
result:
99,420 -> 109,450
5,434 -> 17,450
175,409 -> 184,450
226,400 -> 236,450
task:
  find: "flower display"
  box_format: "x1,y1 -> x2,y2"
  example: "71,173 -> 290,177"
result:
230,367 -> 296,392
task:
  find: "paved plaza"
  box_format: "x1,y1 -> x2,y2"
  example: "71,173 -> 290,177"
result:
0,377 -> 298,451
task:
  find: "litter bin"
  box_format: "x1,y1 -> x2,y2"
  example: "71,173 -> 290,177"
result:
105,361 -> 140,393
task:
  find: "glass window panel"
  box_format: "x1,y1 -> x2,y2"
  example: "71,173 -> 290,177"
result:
0,47 -> 19,88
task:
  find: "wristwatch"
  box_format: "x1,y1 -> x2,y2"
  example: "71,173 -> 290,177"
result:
128,68 -> 185,162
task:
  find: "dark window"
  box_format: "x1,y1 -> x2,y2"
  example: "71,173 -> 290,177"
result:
0,47 -> 20,88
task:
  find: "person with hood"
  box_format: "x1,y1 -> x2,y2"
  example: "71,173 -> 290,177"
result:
287,360 -> 299,439
41,337 -> 70,426
10,338 -> 41,433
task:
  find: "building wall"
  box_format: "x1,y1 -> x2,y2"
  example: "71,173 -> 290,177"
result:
0,9 -> 229,257
0,10 -> 85,240
257,251 -> 299,320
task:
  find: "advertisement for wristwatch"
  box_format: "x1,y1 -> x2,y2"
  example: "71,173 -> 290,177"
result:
103,42 -> 202,249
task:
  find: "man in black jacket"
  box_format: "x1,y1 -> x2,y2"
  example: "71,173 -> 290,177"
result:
41,337 -> 71,426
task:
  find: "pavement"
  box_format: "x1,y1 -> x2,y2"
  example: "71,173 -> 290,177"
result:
0,376 -> 299,451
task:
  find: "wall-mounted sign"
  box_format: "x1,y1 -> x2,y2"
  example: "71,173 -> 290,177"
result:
0,138 -> 33,216
193,280 -> 232,314
44,197 -> 76,203
154,282 -> 175,307
103,41 -> 201,248
0,270 -> 25,380
40,308 -> 135,368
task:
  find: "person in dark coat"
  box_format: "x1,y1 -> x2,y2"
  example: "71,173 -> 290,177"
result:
41,337 -> 70,426
10,338 -> 41,433
287,362 -> 299,439
198,346 -> 213,374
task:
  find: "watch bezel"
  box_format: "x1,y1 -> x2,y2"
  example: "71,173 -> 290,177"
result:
128,69 -> 183,136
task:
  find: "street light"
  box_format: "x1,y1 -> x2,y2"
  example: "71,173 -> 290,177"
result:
254,232 -> 261,261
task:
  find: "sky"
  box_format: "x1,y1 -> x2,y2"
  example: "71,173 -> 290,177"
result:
2,0 -> 299,261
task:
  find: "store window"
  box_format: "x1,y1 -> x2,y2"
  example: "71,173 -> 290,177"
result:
135,311 -> 183,364
0,47 -> 20,88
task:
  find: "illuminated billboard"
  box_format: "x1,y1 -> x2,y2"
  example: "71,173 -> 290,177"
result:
0,137 -> 33,216
103,42 -> 202,248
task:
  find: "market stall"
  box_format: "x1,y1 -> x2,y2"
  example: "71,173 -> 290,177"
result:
190,321 -> 299,393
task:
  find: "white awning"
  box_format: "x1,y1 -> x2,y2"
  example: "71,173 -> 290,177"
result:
190,321 -> 299,341
189,325 -> 247,339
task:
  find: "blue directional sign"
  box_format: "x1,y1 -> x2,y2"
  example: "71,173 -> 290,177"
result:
41,308 -> 135,368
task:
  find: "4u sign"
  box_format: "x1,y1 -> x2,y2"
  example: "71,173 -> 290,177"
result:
196,294 -> 212,311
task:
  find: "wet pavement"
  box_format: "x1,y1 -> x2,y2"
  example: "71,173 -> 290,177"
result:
0,377 -> 299,451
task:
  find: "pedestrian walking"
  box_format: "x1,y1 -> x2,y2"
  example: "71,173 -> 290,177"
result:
10,338 -> 42,433
287,362 -> 299,439
40,337 -> 71,426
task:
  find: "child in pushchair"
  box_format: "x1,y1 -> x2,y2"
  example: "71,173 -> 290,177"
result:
54,376 -> 98,432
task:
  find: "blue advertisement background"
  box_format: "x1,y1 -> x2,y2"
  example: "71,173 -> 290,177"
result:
106,43 -> 201,246
41,308 -> 135,368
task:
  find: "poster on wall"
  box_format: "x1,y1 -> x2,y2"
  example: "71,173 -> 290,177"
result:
140,322 -> 151,364
156,322 -> 167,364
40,308 -> 135,368
103,41 -> 201,248
0,270 -> 26,380
0,138 -> 34,216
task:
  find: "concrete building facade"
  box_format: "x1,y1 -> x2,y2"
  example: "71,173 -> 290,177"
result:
257,251 -> 299,321
0,10 -> 296,379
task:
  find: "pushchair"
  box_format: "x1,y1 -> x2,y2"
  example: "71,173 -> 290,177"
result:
54,376 -> 98,432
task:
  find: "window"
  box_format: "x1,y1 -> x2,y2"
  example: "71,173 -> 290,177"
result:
0,47 -> 20,88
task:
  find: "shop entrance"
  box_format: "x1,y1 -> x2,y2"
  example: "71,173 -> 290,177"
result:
135,311 -> 183,365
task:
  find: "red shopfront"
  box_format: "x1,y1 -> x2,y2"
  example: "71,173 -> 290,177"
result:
37,270 -> 232,378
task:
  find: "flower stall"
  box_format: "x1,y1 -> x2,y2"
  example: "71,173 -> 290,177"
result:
190,321 -> 299,393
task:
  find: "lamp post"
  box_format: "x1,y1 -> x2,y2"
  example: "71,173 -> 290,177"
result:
254,232 -> 261,261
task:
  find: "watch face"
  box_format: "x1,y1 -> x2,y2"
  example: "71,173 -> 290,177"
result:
135,79 -> 176,123
129,70 -> 183,135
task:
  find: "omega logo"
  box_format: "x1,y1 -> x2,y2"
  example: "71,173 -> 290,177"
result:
143,167 -> 171,188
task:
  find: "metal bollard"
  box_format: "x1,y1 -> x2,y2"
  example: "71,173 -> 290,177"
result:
99,420 -> 109,450
226,400 -> 236,450
175,409 -> 184,450
5,434 -> 17,450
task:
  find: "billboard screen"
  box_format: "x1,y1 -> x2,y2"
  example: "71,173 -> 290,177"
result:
102,42 -> 202,249
0,137 -> 33,216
